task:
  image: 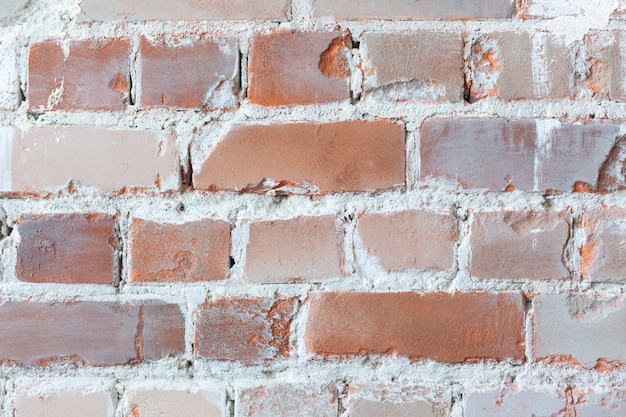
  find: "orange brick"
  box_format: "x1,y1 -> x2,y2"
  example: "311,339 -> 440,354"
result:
29,39 -> 129,111
581,209 -> 626,282
357,211 -> 456,272
363,32 -> 464,102
248,31 -> 350,106
245,216 -> 342,283
129,219 -> 231,283
138,36 -> 238,109
16,214 -> 117,285
306,292 -> 525,363
195,298 -> 297,364
470,211 -> 569,280
194,121 -> 405,193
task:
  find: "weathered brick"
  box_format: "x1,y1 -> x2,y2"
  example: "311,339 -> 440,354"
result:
345,384 -> 447,417
0,42 -> 18,109
306,292 -> 525,363
0,301 -> 183,365
533,294 -> 626,367
357,211 -> 456,272
16,214 -> 117,285
574,389 -> 626,416
363,32 -> 464,102
517,0 -> 587,18
235,383 -> 337,417
1,126 -> 179,193
126,389 -> 224,417
464,390 -> 566,417
466,32 -> 572,101
0,0 -> 27,19
29,39 -> 129,111
248,31 -> 350,106
245,216 -> 342,283
584,31 -> 626,100
312,0 -> 514,19
470,211 -> 569,280
129,219 -> 231,283
141,303 -> 186,360
581,209 -> 626,282
138,36 -> 238,109
80,0 -> 289,21
195,297 -> 297,364
420,119 -> 619,191
16,392 -> 114,417
194,121 -> 405,193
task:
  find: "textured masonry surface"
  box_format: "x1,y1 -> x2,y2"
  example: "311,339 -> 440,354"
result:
2,0 -> 626,416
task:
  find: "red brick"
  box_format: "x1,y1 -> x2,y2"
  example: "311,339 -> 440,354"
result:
363,32 -> 464,102
16,392 -> 114,417
420,119 -> 619,191
235,383 -> 337,417
464,390 -> 566,417
194,121 -> 405,193
195,297 -> 297,364
581,209 -> 626,282
533,294 -> 626,368
29,39 -> 129,111
357,210 -> 456,272
141,303 -> 186,360
4,126 -> 179,193
306,292 -> 525,363
126,389 -> 224,417
312,0 -> 514,19
470,211 -> 569,280
245,216 -> 342,283
248,31 -> 350,106
138,36 -> 238,109
80,0 -> 289,21
16,214 -> 117,285
583,31 -> 626,100
129,219 -> 231,283
0,301 -> 183,366
466,32 -> 572,101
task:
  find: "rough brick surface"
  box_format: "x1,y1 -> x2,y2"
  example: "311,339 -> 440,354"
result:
29,39 -> 129,111
420,119 -> 618,191
312,0 -> 514,19
581,209 -> 626,282
574,389 -> 626,416
466,32 -> 572,101
584,31 -> 626,100
195,298 -> 297,364
248,31 -> 350,106
345,384 -> 446,417
194,121 -> 405,193
235,383 -> 337,417
129,219 -> 231,283
80,0 -> 290,21
16,214 -> 117,285
357,210 -> 456,272
464,390 -> 566,417
16,392 -> 114,417
126,389 -> 224,417
363,32 -> 464,102
533,294 -> 626,367
0,301 -> 183,366
306,292 -> 525,362
138,36 -> 238,109
2,126 -> 179,193
470,211 -> 569,280
141,303 -> 186,360
245,216 -> 342,283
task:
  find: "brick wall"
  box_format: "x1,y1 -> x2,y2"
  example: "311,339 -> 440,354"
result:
0,0 -> 626,415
